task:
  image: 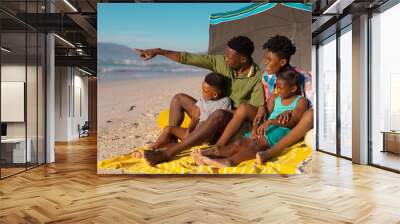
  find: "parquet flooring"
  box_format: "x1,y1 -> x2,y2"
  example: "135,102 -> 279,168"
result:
0,135 -> 399,223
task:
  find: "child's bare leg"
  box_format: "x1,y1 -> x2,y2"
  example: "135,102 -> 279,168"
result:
149,126 -> 175,149
144,110 -> 233,166
198,142 -> 237,158
228,138 -> 266,166
199,138 -> 252,158
149,126 -> 188,149
198,138 -> 266,168
136,127 -> 187,160
195,156 -> 231,168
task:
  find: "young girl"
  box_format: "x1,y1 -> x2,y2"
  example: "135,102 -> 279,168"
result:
132,72 -> 231,166
192,67 -> 308,168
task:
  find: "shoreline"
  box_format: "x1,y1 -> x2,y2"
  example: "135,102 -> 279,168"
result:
98,72 -> 206,82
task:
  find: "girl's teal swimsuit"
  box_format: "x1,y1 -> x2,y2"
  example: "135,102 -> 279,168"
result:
244,95 -> 302,146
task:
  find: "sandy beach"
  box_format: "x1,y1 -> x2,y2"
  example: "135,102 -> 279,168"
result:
97,75 -> 203,162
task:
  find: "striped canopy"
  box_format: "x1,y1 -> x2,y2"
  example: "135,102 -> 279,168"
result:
208,3 -> 312,72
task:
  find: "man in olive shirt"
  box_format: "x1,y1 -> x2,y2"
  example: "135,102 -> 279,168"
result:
136,36 -> 264,166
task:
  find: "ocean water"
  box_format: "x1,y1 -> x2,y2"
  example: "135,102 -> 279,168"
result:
98,59 -> 208,81
98,70 -> 206,81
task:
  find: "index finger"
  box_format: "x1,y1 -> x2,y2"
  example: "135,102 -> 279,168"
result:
278,115 -> 283,124
285,114 -> 290,123
134,48 -> 144,53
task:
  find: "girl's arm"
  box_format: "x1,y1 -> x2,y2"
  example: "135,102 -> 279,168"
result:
269,97 -> 308,129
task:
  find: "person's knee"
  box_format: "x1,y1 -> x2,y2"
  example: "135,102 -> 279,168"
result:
164,125 -> 173,133
171,93 -> 186,104
248,140 -> 262,152
208,110 -> 229,124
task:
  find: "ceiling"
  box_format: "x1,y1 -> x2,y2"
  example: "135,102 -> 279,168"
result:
0,0 -> 394,74
1,0 -> 99,74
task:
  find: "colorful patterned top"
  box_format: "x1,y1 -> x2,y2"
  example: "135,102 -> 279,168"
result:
262,65 -> 313,107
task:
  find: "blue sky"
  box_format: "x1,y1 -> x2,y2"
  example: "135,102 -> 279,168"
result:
98,3 -> 252,53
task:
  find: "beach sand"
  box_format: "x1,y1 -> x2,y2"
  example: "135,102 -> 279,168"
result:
97,75 -> 203,162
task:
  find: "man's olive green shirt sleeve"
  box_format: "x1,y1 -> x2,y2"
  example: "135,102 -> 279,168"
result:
180,52 -> 230,77
248,79 -> 265,107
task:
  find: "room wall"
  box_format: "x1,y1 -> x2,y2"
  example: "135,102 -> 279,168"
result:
54,66 -> 89,141
88,77 -> 97,132
55,66 -> 70,141
1,64 -> 40,137
1,64 -> 45,162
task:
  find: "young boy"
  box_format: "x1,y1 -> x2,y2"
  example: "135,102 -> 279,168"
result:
192,67 -> 308,168
132,72 -> 231,166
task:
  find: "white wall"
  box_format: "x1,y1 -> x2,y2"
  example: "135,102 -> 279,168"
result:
55,67 -> 89,141
1,63 -> 46,163
1,65 -> 40,138
55,67 -> 70,141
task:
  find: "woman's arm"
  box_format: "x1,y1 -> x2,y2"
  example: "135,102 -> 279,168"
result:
268,97 -> 308,129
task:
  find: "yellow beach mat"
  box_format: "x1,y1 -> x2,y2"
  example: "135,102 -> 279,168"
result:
157,109 -> 191,129
97,141 -> 312,174
98,109 -> 312,174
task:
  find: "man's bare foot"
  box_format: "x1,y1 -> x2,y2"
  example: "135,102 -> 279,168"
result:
132,150 -> 143,159
143,149 -> 169,166
256,151 -> 271,165
197,154 -> 234,168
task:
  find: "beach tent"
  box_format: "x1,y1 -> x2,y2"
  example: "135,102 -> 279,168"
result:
208,3 -> 312,72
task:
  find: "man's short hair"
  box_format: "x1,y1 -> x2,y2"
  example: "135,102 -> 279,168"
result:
227,36 -> 255,59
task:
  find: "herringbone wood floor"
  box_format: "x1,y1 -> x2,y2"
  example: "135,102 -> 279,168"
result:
1,135 -> 400,224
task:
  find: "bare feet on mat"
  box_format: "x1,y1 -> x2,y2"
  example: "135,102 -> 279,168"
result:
198,145 -> 221,157
131,150 -> 143,159
191,149 -> 205,166
143,149 -> 169,166
196,154 -> 234,168
256,151 -> 270,165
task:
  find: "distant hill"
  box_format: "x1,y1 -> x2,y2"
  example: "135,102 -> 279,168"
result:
98,42 -> 139,61
98,42 -> 209,62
